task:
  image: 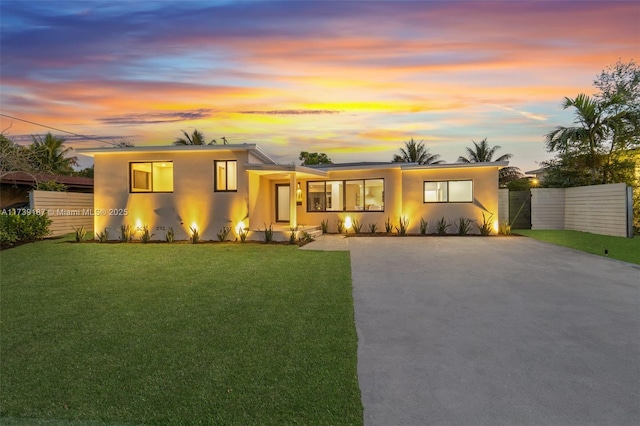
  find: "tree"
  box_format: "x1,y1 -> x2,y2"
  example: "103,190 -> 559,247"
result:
30,132 -> 77,174
173,129 -> 216,146
299,151 -> 332,166
0,133 -> 45,179
457,138 -> 521,185
544,94 -> 627,184
392,138 -> 443,165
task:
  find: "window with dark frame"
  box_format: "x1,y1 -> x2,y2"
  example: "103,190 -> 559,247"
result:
130,162 -> 173,193
306,179 -> 384,212
214,160 -> 237,192
423,180 -> 473,203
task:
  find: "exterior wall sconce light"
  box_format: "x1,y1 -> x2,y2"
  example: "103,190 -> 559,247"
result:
296,182 -> 303,205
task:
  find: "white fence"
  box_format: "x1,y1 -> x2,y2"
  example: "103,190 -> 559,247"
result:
29,190 -> 94,237
531,183 -> 633,238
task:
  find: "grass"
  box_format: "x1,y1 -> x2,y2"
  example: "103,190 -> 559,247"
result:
515,229 -> 640,265
0,237 -> 363,425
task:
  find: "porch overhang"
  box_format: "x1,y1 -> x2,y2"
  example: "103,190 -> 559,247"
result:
244,164 -> 329,180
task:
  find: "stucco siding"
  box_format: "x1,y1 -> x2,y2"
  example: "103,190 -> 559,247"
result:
93,150 -> 250,241
295,168 -> 402,233
401,166 -> 499,234
498,188 -> 509,226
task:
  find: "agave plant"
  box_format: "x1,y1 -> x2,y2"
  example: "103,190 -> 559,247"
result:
477,212 -> 494,236
140,225 -> 154,243
436,217 -> 450,235
419,218 -> 428,235
73,225 -> 86,242
395,216 -> 409,235
190,226 -> 200,243
217,226 -> 231,242
456,217 -> 474,236
368,223 -> 378,233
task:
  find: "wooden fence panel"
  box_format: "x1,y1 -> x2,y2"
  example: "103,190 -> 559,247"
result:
29,190 -> 94,237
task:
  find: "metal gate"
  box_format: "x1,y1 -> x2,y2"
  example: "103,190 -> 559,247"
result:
509,190 -> 531,229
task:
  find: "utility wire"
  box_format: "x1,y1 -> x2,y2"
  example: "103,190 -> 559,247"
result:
0,113 -> 119,146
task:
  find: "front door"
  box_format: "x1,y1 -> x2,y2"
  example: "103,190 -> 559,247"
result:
276,184 -> 290,223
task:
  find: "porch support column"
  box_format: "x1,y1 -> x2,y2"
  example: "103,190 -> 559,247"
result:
289,173 -> 297,229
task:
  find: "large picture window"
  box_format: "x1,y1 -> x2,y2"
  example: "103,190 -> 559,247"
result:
130,162 -> 173,192
215,160 -> 237,191
424,180 -> 472,203
307,179 -> 384,212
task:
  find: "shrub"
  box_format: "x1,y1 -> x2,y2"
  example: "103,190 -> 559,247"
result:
34,180 -> 67,191
0,209 -> 52,245
419,218 -> 428,235
289,226 -> 298,244
436,217 -> 450,235
352,218 -> 363,234
165,227 -> 175,242
217,226 -> 231,242
456,217 -> 474,236
320,219 -> 329,234
96,228 -> 110,242
238,226 -> 248,243
499,223 -> 512,236
336,219 -> 344,234
299,230 -> 314,243
190,226 -> 200,244
262,223 -> 274,243
368,223 -> 378,233
395,216 -> 409,235
384,217 -> 393,234
477,212 -> 494,236
140,225 -> 154,243
119,225 -> 133,242
73,225 -> 87,242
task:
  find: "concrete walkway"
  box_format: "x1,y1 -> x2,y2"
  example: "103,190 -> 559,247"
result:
305,235 -> 640,426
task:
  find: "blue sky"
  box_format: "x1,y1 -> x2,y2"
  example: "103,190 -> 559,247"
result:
1,0 -> 638,171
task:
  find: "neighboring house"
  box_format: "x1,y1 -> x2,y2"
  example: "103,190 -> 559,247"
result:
77,144 -> 506,240
1,172 -> 93,209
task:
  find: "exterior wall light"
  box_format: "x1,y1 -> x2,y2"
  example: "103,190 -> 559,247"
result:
296,182 -> 303,205
344,216 -> 353,230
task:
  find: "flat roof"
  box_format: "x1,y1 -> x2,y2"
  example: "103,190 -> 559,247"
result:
76,143 -> 277,164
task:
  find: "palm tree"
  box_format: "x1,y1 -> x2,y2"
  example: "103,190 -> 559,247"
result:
545,93 -> 624,184
392,138 -> 443,165
458,138 -> 521,185
173,129 -> 214,146
30,133 -> 77,174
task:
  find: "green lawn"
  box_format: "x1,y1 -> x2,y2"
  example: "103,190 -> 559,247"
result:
514,229 -> 640,265
0,238 -> 363,425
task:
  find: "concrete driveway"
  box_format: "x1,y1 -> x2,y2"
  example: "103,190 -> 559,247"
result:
347,237 -> 639,426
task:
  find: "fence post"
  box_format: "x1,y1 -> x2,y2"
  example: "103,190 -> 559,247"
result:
627,186 -> 634,238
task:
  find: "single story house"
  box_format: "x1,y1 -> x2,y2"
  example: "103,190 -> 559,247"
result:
77,144 -> 507,241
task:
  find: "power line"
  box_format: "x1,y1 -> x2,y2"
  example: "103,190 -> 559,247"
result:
0,113 -> 119,146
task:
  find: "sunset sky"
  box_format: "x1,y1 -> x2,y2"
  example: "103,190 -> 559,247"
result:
1,1 -> 638,171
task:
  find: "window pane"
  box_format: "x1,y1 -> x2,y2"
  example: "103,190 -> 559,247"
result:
364,179 -> 384,211
308,182 -> 326,211
325,181 -> 343,211
153,162 -> 173,192
216,161 -> 227,191
131,163 -> 152,192
424,181 -> 447,202
226,161 -> 237,191
449,180 -> 472,202
345,180 -> 364,211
